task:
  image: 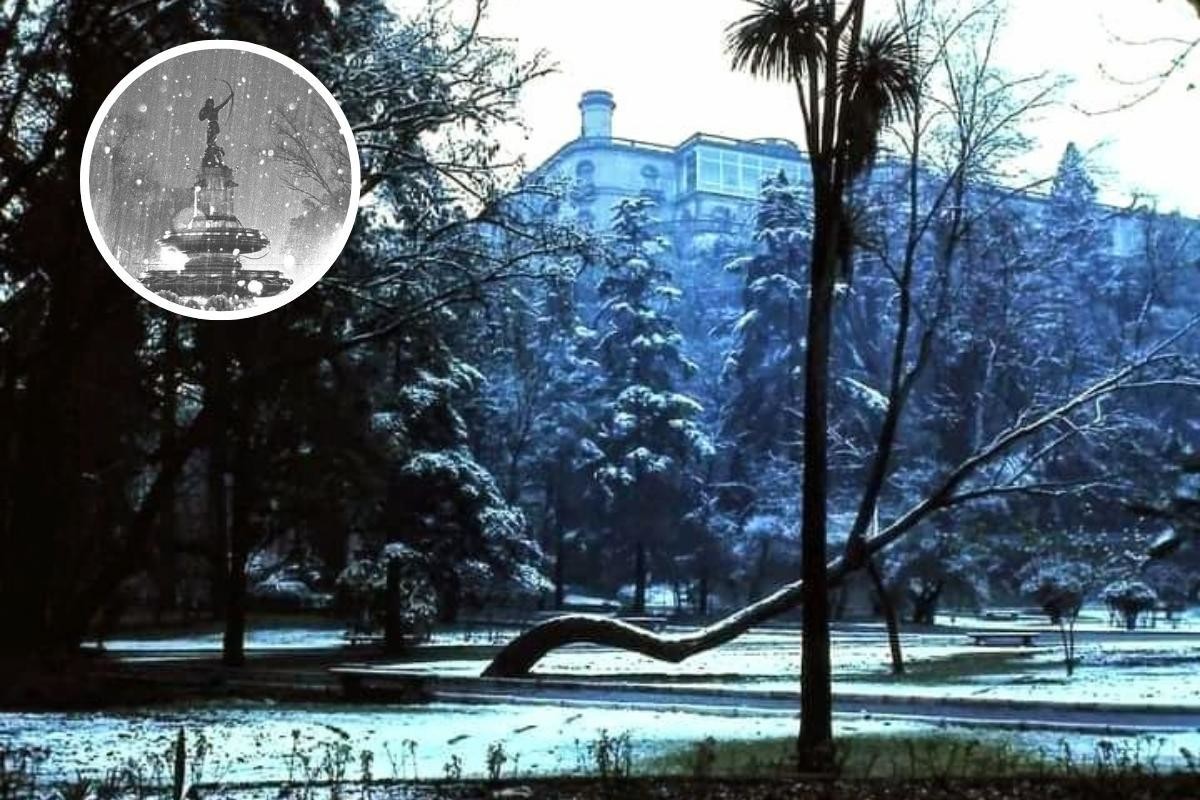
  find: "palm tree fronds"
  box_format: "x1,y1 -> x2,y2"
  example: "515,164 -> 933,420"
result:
839,21 -> 920,176
726,0 -> 830,82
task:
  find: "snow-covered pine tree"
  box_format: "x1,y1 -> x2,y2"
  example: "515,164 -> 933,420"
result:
721,174 -> 810,477
1051,142 -> 1098,210
586,198 -> 714,612
469,254 -> 605,609
375,337 -> 548,623
528,262 -> 606,608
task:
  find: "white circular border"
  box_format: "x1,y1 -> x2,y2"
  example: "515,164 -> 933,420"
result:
80,40 -> 361,320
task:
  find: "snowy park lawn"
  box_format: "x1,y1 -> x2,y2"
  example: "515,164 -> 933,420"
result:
91,612 -> 1200,708
643,732 -> 1059,778
5,614 -> 1200,784
390,627 -> 1200,709
0,701 -> 936,783
86,615 -> 522,654
5,700 -> 1197,784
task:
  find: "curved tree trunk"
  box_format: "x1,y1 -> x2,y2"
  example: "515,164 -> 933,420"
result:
484,555 -> 852,677
482,326 -> 1187,679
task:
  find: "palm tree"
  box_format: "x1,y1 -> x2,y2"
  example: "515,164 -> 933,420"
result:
726,0 -> 918,768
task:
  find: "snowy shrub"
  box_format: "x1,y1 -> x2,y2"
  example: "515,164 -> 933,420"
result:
884,531 -> 990,625
250,574 -> 333,611
336,543 -> 437,640
1142,562 -> 1190,612
386,445 -> 548,620
1101,579 -> 1158,630
247,550 -> 332,611
1020,560 -> 1090,625
1020,560 -> 1091,675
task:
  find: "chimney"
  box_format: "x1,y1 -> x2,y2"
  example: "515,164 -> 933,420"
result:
579,90 -> 615,139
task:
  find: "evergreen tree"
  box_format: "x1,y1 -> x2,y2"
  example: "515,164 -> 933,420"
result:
722,173 -> 811,470
585,198 -> 713,611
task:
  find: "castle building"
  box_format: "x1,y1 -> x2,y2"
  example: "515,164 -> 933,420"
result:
528,91 -> 806,243
526,91 -> 1176,261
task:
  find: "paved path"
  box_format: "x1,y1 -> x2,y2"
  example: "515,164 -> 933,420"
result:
329,667 -> 1200,736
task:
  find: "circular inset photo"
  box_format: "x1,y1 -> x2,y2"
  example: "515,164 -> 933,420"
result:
81,41 -> 360,319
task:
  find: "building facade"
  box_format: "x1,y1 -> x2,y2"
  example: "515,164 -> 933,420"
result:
528,91 -> 807,243
526,90 -> 1180,262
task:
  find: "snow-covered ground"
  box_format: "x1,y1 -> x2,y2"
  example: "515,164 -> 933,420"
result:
5,702 -> 1196,784
85,603 -> 1200,656
0,702 -> 927,783
936,604 -> 1200,632
392,630 -> 1200,708
14,610 -> 1195,782
85,622 -> 521,654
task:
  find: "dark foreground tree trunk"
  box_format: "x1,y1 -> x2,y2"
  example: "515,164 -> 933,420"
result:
797,209 -> 837,768
222,341 -> 255,668
222,545 -> 248,667
206,333 -> 231,624
222,392 -> 253,668
155,316 -> 180,624
384,557 -> 405,654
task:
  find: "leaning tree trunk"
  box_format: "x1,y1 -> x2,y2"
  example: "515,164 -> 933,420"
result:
484,554 -> 854,677
866,557 -> 904,675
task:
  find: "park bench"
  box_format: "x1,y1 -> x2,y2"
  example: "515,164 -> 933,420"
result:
965,630 -> 1039,647
329,666 -> 429,699
981,609 -> 1020,621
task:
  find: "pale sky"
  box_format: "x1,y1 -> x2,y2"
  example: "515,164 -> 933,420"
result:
459,0 -> 1200,215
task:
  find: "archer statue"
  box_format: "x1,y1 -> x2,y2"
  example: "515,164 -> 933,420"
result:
198,80 -> 234,167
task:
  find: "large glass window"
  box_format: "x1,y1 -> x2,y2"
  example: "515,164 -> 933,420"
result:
699,152 -> 721,187
692,147 -> 802,198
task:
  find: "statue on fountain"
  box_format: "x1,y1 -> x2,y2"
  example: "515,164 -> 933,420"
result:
198,83 -> 234,167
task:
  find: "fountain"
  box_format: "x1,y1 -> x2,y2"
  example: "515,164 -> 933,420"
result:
141,84 -> 292,301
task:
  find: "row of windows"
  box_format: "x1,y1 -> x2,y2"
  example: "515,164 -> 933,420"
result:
689,148 -> 803,199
